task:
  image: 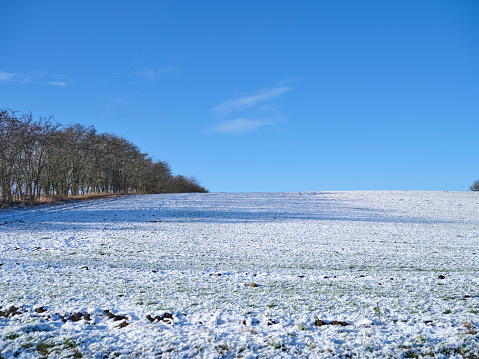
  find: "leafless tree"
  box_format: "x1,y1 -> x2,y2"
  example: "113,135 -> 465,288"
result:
0,108 -> 207,206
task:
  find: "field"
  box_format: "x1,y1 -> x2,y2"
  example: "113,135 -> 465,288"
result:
1,191 -> 478,358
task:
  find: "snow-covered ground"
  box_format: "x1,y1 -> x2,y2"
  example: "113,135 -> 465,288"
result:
1,191 -> 478,358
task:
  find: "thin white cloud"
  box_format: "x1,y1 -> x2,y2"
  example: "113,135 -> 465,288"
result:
213,86 -> 290,115
1,69 -> 70,85
131,66 -> 179,79
46,81 -> 68,87
0,70 -> 29,83
0,71 -> 16,82
207,84 -> 292,135
210,118 -> 276,135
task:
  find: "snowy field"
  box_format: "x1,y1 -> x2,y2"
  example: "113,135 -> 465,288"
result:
1,191 -> 478,358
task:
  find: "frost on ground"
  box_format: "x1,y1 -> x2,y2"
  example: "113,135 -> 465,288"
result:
0,191 -> 478,358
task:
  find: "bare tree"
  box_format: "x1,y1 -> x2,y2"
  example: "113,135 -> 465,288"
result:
0,108 -> 207,206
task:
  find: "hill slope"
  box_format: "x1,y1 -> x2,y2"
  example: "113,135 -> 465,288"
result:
1,191 -> 478,358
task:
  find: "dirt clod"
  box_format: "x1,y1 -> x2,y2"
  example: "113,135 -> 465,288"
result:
438,275 -> 445,280
330,321 -> 349,326
267,319 -> 277,326
315,319 -> 349,327
0,306 -> 22,317
104,310 -> 127,321
146,312 -> 174,323
70,312 -> 84,322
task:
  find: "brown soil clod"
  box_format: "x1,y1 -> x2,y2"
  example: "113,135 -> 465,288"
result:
118,321 -> 129,328
70,312 -> 84,322
146,312 -> 174,323
35,307 -> 47,313
330,320 -> 349,326
0,306 -> 23,317
438,275 -> 445,279
104,309 -> 127,321
315,319 -> 349,327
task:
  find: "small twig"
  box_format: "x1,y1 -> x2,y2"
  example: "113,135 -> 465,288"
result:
377,302 -> 382,326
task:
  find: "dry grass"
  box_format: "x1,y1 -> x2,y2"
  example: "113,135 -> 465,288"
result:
463,320 -> 478,335
1,192 -> 139,209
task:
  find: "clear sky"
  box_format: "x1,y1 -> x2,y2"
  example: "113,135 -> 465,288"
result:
1,0 -> 478,192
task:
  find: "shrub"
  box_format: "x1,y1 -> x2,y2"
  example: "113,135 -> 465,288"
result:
470,179 -> 479,191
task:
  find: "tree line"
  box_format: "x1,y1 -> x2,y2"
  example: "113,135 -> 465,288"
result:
0,108 -> 207,206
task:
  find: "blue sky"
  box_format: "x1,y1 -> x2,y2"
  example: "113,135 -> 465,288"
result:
1,0 -> 478,192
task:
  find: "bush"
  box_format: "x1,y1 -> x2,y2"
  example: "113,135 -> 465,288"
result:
470,179 -> 479,191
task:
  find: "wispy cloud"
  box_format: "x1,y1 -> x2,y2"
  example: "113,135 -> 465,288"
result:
210,118 -> 276,135
208,84 -> 291,135
0,70 -> 30,83
131,66 -> 179,80
46,81 -> 68,87
213,86 -> 290,115
1,69 -> 70,86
